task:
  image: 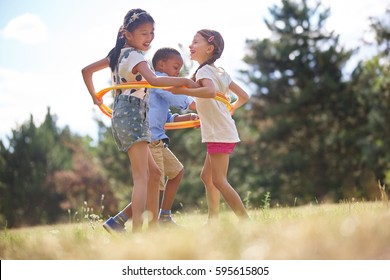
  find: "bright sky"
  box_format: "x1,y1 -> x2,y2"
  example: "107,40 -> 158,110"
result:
0,0 -> 388,144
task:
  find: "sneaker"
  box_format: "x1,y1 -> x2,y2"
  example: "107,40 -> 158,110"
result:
103,217 -> 126,233
158,215 -> 181,227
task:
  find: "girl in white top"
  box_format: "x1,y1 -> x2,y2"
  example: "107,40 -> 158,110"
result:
170,29 -> 250,222
82,9 -> 197,233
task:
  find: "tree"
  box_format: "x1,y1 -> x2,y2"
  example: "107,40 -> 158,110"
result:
0,109 -> 70,227
343,8 -> 390,199
240,0 -> 356,204
93,119 -> 133,210
0,108 -> 118,228
368,8 -> 390,56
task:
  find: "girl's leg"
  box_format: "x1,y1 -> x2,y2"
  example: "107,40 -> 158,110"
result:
117,147 -> 160,231
209,153 -> 249,220
201,154 -> 220,221
127,141 -> 150,232
122,203 -> 132,219
146,147 -> 162,227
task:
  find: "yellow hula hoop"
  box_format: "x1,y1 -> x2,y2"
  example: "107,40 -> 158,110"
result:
96,82 -> 232,130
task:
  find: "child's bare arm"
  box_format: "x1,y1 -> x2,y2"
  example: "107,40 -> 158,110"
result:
174,113 -> 199,122
136,62 -> 198,88
81,58 -> 109,106
169,78 -> 216,98
229,81 -> 249,115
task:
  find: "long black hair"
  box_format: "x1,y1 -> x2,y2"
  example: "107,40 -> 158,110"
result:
107,9 -> 154,72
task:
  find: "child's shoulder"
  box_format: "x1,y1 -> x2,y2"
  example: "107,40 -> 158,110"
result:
202,64 -> 228,74
216,66 -> 228,75
121,47 -> 145,59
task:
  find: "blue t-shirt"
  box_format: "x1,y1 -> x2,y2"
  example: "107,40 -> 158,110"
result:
148,72 -> 194,142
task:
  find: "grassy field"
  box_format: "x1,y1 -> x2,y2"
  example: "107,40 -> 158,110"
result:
1,201 -> 389,260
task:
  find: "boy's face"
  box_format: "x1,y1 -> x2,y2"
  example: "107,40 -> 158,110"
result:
158,54 -> 183,77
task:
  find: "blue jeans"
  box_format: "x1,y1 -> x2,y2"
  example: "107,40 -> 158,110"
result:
111,95 -> 150,152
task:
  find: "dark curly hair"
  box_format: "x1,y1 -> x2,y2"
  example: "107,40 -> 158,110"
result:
151,47 -> 181,69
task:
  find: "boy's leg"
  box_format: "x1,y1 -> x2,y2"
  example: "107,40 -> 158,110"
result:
160,168 -> 183,210
159,147 -> 184,224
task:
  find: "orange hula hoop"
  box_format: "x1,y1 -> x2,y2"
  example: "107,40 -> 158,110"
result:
96,82 -> 232,130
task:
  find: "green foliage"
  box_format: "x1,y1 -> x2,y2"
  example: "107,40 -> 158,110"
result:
89,0 -> 390,211
0,109 -> 71,227
262,192 -> 271,210
238,0 -> 389,204
368,9 -> 390,56
94,119 -> 132,209
2,1 -> 390,228
0,108 -> 118,228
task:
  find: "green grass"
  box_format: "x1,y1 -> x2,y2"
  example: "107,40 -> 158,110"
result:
1,201 -> 389,260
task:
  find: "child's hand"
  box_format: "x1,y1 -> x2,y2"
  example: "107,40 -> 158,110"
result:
174,113 -> 199,122
189,113 -> 199,120
93,96 -> 103,106
186,78 -> 199,88
168,87 -> 181,95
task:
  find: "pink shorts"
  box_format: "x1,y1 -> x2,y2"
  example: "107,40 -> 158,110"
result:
207,142 -> 237,154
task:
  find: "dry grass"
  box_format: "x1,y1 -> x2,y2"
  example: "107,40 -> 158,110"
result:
1,201 -> 390,260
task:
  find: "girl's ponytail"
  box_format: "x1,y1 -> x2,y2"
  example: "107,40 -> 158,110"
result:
108,27 -> 126,72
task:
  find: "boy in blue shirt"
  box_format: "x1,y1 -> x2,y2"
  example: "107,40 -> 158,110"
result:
149,47 -> 197,225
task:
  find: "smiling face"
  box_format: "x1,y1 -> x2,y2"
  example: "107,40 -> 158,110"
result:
189,32 -> 215,64
124,22 -> 155,51
157,54 -> 183,77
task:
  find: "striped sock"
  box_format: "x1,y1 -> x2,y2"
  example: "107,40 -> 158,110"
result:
113,211 -> 128,226
159,209 -> 171,220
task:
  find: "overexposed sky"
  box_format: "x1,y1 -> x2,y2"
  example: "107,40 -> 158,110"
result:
0,0 -> 388,143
